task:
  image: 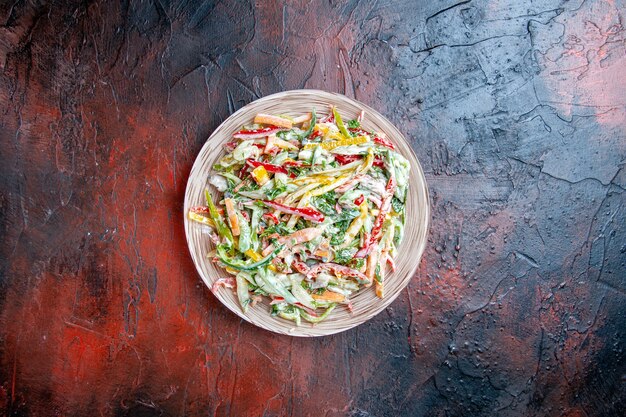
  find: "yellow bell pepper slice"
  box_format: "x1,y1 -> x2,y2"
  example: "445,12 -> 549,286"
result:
290,175 -> 332,186
286,192 -> 312,228
245,249 -> 277,271
308,174 -> 352,197
225,266 -> 240,275
188,211 -> 216,227
245,249 -> 263,261
339,201 -> 369,248
250,165 -> 270,185
303,135 -> 369,151
284,182 -> 321,205
356,147 -> 375,175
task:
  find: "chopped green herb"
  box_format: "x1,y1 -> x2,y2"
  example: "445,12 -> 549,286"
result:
261,223 -> 293,237
276,130 -> 292,140
391,197 -> 404,214
347,119 -> 360,129
294,218 -> 308,231
266,184 -> 287,200
271,304 -> 280,316
351,258 -> 365,269
334,209 -> 360,223
312,195 -> 335,215
334,248 -> 357,264
330,219 -> 351,246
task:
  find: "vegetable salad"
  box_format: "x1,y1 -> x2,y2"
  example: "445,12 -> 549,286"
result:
188,107 -> 410,325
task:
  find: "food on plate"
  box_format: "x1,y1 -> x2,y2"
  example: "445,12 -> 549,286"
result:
188,107 -> 410,325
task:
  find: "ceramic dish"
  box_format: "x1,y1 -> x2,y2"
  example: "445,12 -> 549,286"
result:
184,90 -> 429,336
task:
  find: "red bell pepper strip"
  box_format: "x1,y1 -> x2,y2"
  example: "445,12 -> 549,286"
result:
262,212 -> 279,225
355,243 -> 372,259
292,260 -> 310,274
272,298 -> 318,316
270,296 -> 285,305
308,130 -> 322,140
193,204 -> 224,216
269,296 -> 318,316
348,127 -> 371,136
224,141 -> 238,151
373,136 -> 395,150
335,154 -> 385,168
306,262 -> 370,285
346,302 -> 354,313
355,176 -> 396,258
387,256 -> 396,272
373,157 -> 385,168
334,154 -> 361,165
211,277 -> 235,292
190,206 -> 211,214
238,164 -> 249,179
233,126 -> 282,139
295,302 -> 318,317
261,201 -> 325,223
319,112 -> 334,123
336,174 -> 364,193
354,195 -> 364,206
283,160 -> 310,167
246,159 -> 289,175
369,195 -> 382,208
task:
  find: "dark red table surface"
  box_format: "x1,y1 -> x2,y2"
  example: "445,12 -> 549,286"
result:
1,1 -> 625,416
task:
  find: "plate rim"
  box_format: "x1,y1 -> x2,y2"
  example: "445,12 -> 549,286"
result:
184,89 -> 430,337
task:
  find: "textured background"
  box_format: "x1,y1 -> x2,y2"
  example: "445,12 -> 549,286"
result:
1,0 -> 625,416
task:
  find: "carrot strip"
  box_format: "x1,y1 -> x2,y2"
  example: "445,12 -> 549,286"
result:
254,113 -> 293,129
224,198 -> 240,236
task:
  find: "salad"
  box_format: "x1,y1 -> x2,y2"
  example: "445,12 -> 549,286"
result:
188,107 -> 410,325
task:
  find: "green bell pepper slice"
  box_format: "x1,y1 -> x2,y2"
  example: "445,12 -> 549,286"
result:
216,244 -> 283,271
300,303 -> 337,323
332,108 -> 351,139
205,189 -> 234,246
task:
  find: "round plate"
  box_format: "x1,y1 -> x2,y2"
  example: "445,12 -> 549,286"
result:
184,90 -> 429,337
